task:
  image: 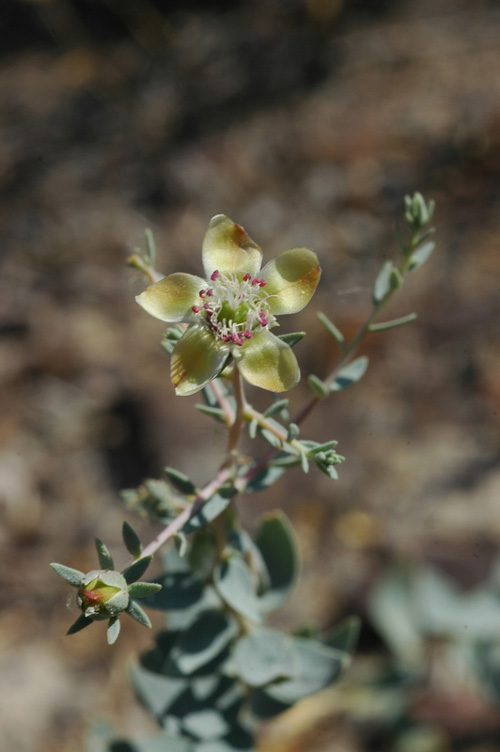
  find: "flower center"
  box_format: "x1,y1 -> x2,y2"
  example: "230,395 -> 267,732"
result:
192,270 -> 275,346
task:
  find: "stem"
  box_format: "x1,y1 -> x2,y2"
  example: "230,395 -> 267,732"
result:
140,467 -> 232,559
226,368 -> 245,455
211,379 -> 235,426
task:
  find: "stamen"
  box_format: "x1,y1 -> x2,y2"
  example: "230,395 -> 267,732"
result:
193,270 -> 274,346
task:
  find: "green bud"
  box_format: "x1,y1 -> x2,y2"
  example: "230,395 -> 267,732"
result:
77,569 -> 129,621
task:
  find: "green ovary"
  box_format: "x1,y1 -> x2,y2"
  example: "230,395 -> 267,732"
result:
217,300 -> 249,326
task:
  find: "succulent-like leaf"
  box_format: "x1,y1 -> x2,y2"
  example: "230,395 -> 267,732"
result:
164,467 -> 197,495
183,494 -> 232,535
67,613 -> 93,635
330,356 -> 369,392
277,331 -> 306,348
317,312 -> 346,350
181,710 -> 229,741
232,628 -> 295,687
168,610 -> 237,676
244,464 -> 285,493
255,511 -> 299,613
50,563 -> 85,587
195,404 -> 226,423
128,582 -> 162,599
126,600 -> 152,628
307,374 -> 329,398
408,241 -> 435,271
131,664 -> 187,718
107,616 -> 121,645
214,556 -> 261,624
263,399 -> 289,418
95,538 -> 114,569
373,260 -> 393,304
122,556 -> 153,584
324,616 -> 361,654
140,571 -> 205,612
122,522 -> 142,559
265,637 -> 348,703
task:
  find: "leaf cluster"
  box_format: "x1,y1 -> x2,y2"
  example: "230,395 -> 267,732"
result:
109,511 -> 358,751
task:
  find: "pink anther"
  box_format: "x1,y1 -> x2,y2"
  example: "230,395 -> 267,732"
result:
258,313 -> 268,326
243,329 -> 253,339
242,273 -> 251,282
192,305 -> 201,313
211,270 -> 221,281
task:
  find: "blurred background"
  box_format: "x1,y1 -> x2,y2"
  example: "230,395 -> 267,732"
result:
0,0 -> 499,750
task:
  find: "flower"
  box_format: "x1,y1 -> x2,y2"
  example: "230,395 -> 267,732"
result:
136,215 -> 321,395
77,569 -> 130,621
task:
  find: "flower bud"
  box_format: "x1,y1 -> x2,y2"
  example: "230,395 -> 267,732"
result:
77,569 -> 129,621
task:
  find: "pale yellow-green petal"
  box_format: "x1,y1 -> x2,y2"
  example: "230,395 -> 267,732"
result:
236,329 -> 300,393
136,273 -> 205,323
171,325 -> 229,396
202,214 -> 263,278
261,248 -> 321,315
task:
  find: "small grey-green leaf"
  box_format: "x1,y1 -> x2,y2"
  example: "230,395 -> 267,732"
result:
259,427 -> 282,448
145,228 -> 156,266
244,463 -> 285,493
122,521 -> 142,559
373,260 -> 393,304
277,331 -> 306,348
330,356 -> 369,392
408,241 -> 435,272
317,312 -> 346,350
256,511 -> 299,613
182,709 -> 229,741
263,399 -> 289,418
299,450 -> 309,474
324,616 -> 361,654
95,538 -> 114,569
389,267 -> 403,290
195,404 -> 226,423
107,616 -> 121,645
265,637 -> 348,703
369,313 -> 417,332
165,467 -> 197,495
126,600 -> 152,628
131,664 -> 187,718
168,609 -> 237,675
67,614 -> 93,635
50,563 -> 85,587
128,582 -> 162,598
214,556 -> 261,623
183,494 -> 231,535
122,556 -> 153,584
233,628 -> 295,687
307,374 -> 329,398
